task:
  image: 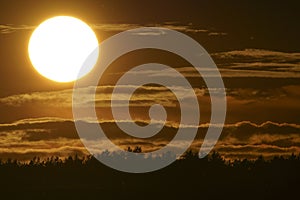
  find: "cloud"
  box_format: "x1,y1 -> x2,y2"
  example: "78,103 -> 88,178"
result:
126,65 -> 300,78
91,23 -> 212,35
0,85 -> 205,108
104,49 -> 300,78
0,117 -> 86,160
0,24 -> 35,34
208,32 -> 228,36
0,117 -> 300,160
91,23 -> 229,37
0,83 -> 300,125
90,23 -> 140,32
211,49 -> 300,78
212,49 -> 300,60
157,22 -> 209,33
0,89 -> 73,107
0,22 -> 225,37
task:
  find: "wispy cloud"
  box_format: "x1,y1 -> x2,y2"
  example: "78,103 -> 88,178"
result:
218,49 -> 300,78
0,85 -> 205,108
208,32 -> 228,36
212,49 -> 300,60
91,23 -> 211,34
0,88 -> 73,107
0,24 -> 35,34
1,83 -> 300,124
212,49 -> 300,78
0,22 -> 225,36
104,49 -> 300,78
0,118 -> 299,160
90,23 -> 140,32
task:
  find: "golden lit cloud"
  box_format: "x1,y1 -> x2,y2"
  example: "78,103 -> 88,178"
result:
0,118 -> 299,160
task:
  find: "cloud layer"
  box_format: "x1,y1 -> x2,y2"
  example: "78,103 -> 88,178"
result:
0,22 -> 225,36
0,81 -> 300,125
117,49 -> 300,78
0,118 -> 299,161
212,49 -> 300,78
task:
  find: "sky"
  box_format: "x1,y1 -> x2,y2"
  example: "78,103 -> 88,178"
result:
0,0 -> 300,161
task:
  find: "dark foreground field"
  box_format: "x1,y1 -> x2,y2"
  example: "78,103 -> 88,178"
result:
0,152 -> 299,200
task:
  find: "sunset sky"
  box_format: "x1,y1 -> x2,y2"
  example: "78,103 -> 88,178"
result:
1,0 -> 300,161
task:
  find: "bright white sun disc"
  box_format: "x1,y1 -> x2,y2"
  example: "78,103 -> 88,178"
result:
28,16 -> 99,82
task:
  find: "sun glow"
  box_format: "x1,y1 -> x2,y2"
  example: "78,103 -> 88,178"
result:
28,16 -> 99,82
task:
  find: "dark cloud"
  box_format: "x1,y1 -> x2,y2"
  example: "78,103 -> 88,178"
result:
212,49 -> 300,78
129,49 -> 300,78
0,118 -> 299,160
219,121 -> 300,141
1,83 -> 300,124
0,85 -> 197,112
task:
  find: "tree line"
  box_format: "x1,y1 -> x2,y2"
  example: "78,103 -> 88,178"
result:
0,149 -> 299,200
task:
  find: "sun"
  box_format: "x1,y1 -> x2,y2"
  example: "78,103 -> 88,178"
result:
28,16 -> 99,82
